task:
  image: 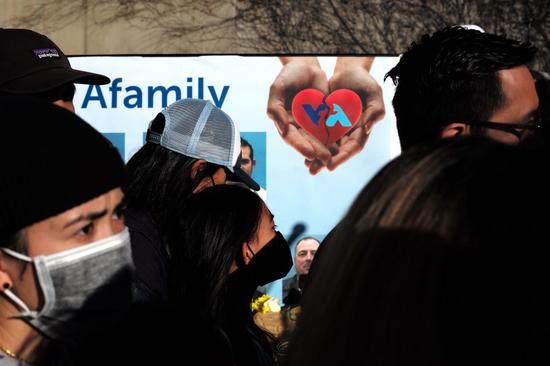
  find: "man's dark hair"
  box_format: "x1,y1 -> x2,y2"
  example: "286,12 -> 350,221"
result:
385,26 -> 537,150
240,137 -> 254,161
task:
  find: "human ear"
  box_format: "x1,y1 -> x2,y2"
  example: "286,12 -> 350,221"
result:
52,100 -> 75,113
190,160 -> 208,181
441,123 -> 467,138
242,242 -> 254,265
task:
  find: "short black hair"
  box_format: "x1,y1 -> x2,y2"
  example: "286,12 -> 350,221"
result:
240,137 -> 254,161
385,26 -> 537,150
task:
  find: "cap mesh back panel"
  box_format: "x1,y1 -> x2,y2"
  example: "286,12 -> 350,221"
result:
160,99 -> 234,167
194,106 -> 234,166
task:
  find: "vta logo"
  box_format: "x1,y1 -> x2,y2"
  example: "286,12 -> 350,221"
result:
302,103 -> 352,127
291,89 -> 362,146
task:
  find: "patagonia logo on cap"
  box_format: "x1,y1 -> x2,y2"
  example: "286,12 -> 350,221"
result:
33,48 -> 60,59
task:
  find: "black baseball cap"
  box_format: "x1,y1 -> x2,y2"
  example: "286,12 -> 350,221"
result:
0,28 -> 110,94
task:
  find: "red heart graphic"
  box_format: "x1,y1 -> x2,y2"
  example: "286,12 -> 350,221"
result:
291,89 -> 329,144
291,89 -> 362,147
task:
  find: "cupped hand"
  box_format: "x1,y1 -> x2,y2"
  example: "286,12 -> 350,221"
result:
267,58 -> 332,168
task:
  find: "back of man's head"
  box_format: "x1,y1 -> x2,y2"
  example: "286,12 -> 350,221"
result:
385,26 -> 536,150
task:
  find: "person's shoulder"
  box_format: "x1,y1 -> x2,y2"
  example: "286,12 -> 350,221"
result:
125,208 -> 162,245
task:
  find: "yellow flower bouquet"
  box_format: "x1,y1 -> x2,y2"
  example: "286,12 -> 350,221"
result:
251,294 -> 281,314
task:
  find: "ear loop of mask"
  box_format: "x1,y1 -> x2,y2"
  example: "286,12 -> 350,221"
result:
0,248 -> 38,317
246,242 -> 255,259
3,288 -> 36,317
234,242 -> 255,269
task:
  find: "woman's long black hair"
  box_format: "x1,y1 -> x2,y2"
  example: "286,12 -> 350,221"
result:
166,184 -> 264,319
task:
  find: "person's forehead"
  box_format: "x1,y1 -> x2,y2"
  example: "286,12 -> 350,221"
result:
241,145 -> 252,157
498,66 -> 539,110
259,203 -> 273,223
23,188 -> 124,256
43,188 -> 123,228
296,239 -> 320,252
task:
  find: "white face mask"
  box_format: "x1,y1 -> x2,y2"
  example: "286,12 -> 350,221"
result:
1,228 -> 134,342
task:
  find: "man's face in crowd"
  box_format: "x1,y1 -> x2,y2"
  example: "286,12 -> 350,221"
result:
295,238 -> 320,276
484,66 -> 540,143
240,146 -> 255,176
441,65 -> 540,144
0,188 -> 125,312
24,188 -> 125,257
450,65 -> 539,144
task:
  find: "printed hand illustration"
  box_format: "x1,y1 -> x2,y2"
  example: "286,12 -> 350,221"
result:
267,57 -> 332,168
268,57 -> 385,175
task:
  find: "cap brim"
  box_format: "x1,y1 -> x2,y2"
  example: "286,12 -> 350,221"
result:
0,66 -> 110,94
227,165 -> 260,191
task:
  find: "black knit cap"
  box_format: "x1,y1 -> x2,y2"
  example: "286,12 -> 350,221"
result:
0,94 -> 125,245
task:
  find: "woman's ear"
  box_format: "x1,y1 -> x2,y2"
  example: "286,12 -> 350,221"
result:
242,242 -> 254,266
190,160 -> 208,181
441,123 -> 467,138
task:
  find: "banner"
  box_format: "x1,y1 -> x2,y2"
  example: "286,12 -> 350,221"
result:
70,56 -> 401,302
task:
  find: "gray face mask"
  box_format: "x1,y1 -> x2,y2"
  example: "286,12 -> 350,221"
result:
1,228 -> 134,342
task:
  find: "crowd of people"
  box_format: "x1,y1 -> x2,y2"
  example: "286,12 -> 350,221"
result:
0,25 -> 546,365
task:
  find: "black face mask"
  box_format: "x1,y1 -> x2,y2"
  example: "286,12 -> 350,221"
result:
233,231 -> 293,288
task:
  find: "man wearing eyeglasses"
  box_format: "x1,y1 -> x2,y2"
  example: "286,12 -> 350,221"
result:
385,26 -> 542,150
